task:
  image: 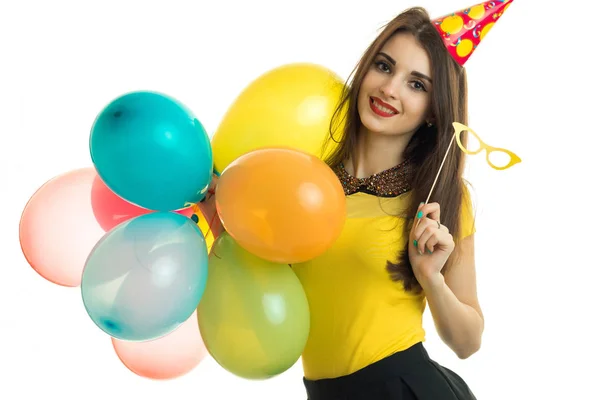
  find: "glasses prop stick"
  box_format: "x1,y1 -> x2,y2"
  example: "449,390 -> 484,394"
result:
416,122 -> 521,227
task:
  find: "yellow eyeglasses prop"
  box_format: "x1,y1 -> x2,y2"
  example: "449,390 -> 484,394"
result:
451,122 -> 521,171
423,122 -> 521,205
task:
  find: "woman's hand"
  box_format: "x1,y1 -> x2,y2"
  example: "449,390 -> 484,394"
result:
194,174 -> 224,238
408,202 -> 455,288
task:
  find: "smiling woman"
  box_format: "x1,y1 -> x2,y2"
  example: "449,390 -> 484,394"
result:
196,2 -> 514,399
289,2 -> 512,399
358,34 -> 433,134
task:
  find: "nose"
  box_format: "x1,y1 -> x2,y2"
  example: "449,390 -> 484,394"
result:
379,79 -> 400,100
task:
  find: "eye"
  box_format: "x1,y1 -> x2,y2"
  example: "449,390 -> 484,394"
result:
410,80 -> 427,92
374,60 -> 391,73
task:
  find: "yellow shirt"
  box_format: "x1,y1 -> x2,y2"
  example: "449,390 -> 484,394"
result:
291,188 -> 475,380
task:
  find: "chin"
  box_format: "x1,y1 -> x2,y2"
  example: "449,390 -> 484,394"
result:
362,113 -> 420,139
359,111 -> 399,137
365,125 -> 394,136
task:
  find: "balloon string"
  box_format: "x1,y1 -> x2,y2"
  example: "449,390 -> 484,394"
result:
204,187 -> 218,240
205,210 -> 219,240
189,201 -> 219,240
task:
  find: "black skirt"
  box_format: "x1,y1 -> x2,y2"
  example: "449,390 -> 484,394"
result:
302,342 -> 477,400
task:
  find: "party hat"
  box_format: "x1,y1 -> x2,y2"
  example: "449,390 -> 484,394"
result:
431,0 -> 514,66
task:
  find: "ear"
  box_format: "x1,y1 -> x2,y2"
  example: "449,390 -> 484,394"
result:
425,118 -> 435,127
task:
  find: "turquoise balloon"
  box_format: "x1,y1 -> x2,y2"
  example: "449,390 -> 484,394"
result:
90,91 -> 213,211
81,212 -> 208,342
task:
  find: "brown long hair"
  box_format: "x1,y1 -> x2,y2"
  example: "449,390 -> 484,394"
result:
322,7 -> 471,293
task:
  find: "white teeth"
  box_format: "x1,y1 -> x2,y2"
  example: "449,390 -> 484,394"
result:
372,99 -> 395,114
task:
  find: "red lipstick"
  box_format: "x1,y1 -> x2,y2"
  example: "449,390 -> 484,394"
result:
369,97 -> 398,117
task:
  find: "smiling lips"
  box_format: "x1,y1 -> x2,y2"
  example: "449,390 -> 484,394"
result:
369,97 -> 399,118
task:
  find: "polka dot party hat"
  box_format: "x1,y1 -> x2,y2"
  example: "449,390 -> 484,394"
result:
431,0 -> 514,66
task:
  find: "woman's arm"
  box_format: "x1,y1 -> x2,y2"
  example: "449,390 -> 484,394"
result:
419,234 -> 484,359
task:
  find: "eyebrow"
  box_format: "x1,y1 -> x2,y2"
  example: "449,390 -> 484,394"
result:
412,71 -> 432,83
376,52 -> 432,83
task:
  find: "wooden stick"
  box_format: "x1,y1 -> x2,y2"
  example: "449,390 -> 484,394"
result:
425,135 -> 455,205
414,134 -> 455,229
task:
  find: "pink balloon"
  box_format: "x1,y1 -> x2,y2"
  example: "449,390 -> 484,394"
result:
19,167 -> 106,287
19,167 -> 197,287
112,310 -> 208,380
90,175 -> 194,232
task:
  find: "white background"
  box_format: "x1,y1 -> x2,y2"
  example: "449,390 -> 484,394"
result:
1,0 -> 599,399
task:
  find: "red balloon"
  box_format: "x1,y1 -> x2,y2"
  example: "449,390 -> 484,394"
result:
19,167 -> 197,287
112,310 -> 208,380
91,174 -> 194,232
19,168 -> 106,287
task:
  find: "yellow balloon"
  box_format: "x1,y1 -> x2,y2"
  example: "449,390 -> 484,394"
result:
211,63 -> 346,174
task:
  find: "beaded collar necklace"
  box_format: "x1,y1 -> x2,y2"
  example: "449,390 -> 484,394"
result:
333,158 -> 414,198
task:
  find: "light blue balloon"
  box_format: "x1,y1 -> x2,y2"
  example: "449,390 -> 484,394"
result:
81,212 -> 208,342
89,91 -> 213,212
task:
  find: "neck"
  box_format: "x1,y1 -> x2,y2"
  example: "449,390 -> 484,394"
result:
345,126 -> 415,179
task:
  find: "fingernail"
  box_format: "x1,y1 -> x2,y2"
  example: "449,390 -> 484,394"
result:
427,249 -> 432,254
413,239 -> 418,247
417,211 -> 423,219
420,202 -> 424,205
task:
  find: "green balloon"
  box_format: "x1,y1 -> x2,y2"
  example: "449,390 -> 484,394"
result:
197,232 -> 310,380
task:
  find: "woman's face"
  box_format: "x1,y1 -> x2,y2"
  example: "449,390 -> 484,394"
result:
357,32 -> 433,138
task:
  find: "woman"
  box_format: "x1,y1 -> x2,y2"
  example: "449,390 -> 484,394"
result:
198,4 -> 509,398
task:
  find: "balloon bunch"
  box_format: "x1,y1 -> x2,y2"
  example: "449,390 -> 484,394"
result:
19,63 -> 347,381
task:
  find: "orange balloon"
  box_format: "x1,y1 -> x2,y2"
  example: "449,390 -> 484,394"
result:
216,147 -> 346,264
112,310 -> 208,380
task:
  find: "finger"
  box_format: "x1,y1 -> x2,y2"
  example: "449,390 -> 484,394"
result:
199,191 -> 210,203
412,202 -> 440,235
423,231 -> 441,254
424,218 -> 449,235
416,201 -> 441,223
200,174 -> 219,203
412,202 -> 426,234
415,224 -> 438,255
211,172 -> 219,186
414,216 -> 437,239
206,174 -> 218,193
427,229 -> 454,253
